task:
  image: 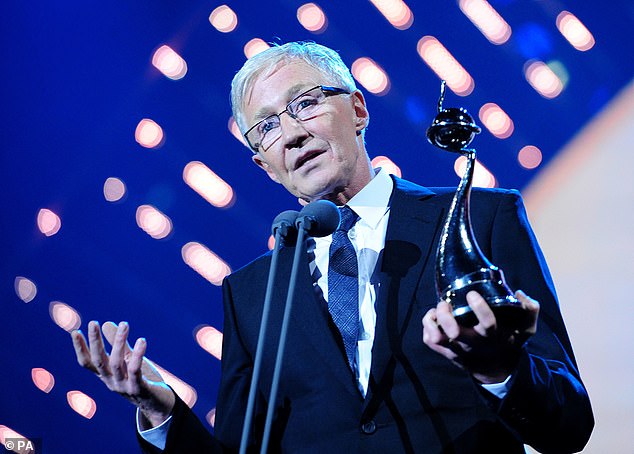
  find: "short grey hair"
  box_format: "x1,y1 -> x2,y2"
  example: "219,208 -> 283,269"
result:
230,41 -> 359,136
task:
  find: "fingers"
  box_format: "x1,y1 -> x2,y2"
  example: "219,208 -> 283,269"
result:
422,306 -> 459,360
515,289 -> 540,334
71,330 -> 98,374
466,291 -> 497,338
128,337 -> 148,385
88,321 -> 112,377
109,322 -> 130,382
435,301 -> 460,342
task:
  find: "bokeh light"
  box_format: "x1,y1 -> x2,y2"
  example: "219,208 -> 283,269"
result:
459,0 -> 511,44
556,11 -> 595,51
209,5 -> 238,33
297,3 -> 328,33
228,117 -> 247,146
136,205 -> 173,240
14,276 -> 37,303
454,156 -> 496,188
0,426 -> 31,452
32,367 -> 55,393
183,161 -> 235,208
244,38 -> 270,59
148,360 -> 198,408
182,242 -> 231,286
351,57 -> 390,96
67,390 -> 97,419
135,119 -> 164,148
103,177 -> 126,202
37,208 -> 61,237
194,325 -> 223,360
518,145 -> 543,169
206,408 -> 217,428
524,60 -> 564,99
49,301 -> 82,332
152,45 -> 188,80
417,36 -> 474,96
479,102 -> 514,139
371,155 -> 402,177
369,0 -> 414,30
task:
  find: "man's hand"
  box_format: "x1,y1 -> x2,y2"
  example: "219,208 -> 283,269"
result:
422,290 -> 539,384
71,321 -> 175,428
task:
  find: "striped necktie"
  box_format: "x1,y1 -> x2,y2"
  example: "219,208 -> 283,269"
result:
328,205 -> 359,369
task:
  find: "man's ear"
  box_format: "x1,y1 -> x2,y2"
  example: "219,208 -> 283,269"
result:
252,153 -> 281,184
351,90 -> 369,133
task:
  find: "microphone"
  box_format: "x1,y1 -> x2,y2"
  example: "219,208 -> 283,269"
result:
272,210 -> 300,246
295,200 -> 340,237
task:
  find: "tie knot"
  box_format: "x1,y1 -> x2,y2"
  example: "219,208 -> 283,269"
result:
337,206 -> 358,232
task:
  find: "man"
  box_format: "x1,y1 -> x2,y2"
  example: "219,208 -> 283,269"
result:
72,41 -> 594,453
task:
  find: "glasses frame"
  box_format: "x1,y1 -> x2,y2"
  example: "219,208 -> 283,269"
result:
243,85 -> 350,152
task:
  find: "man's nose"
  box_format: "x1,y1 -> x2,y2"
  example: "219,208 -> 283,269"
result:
279,112 -> 310,148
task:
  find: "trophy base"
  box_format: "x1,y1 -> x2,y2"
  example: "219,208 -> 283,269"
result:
439,268 -> 529,329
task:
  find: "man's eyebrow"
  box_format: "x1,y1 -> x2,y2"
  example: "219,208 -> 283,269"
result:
252,83 -> 315,121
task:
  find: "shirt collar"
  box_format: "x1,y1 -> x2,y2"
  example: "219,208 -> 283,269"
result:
346,167 -> 393,230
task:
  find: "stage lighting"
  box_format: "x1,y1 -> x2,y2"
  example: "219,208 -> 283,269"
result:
454,156 -> 496,188
183,161 -> 235,208
417,36 -> 474,96
479,103 -> 514,139
351,57 -> 390,96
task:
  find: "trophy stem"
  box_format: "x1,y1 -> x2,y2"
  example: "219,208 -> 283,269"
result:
435,150 -> 523,327
426,79 -> 526,329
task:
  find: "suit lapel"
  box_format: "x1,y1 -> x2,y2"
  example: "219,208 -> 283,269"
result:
367,177 -> 445,401
273,243 -> 362,398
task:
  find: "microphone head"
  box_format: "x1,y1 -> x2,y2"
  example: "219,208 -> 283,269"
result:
271,210 -> 300,237
296,200 -> 340,237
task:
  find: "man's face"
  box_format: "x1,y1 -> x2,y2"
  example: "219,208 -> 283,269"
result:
243,60 -> 370,203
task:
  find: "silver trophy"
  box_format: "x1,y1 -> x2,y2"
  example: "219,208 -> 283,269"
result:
426,81 -> 526,328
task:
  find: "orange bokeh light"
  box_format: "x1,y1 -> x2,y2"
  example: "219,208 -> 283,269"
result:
15,276 -> 37,303
37,208 -> 61,236
297,3 -> 328,33
49,301 -> 82,332
182,242 -> 231,286
183,161 -> 235,208
103,177 -> 126,202
32,367 -> 55,393
479,103 -> 514,139
556,11 -> 595,51
369,0 -> 414,30
454,156 -> 497,188
136,205 -> 173,240
351,57 -> 390,96
371,155 -> 402,177
209,5 -> 238,33
194,325 -> 223,360
524,60 -> 564,99
518,145 -> 543,169
67,390 -> 97,419
459,0 -> 511,44
147,359 -> 198,408
244,38 -> 270,59
417,36 -> 474,96
135,119 -> 164,148
152,45 -> 188,80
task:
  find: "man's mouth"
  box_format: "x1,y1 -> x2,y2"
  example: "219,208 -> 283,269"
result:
294,149 -> 325,170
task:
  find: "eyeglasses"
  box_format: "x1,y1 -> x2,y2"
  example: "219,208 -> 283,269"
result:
244,85 -> 349,152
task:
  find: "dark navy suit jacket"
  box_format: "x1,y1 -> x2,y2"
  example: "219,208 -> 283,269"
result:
139,177 -> 593,453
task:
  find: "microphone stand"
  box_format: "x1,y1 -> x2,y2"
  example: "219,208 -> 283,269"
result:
239,212 -> 298,454
259,221 -> 308,454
